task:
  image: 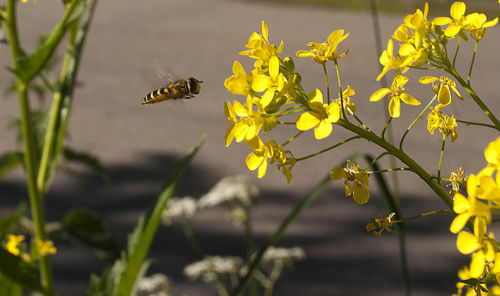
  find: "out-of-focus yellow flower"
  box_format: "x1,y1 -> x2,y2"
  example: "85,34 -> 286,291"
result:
330,160 -> 370,205
427,107 -> 458,142
366,213 -> 396,237
370,75 -> 420,118
274,149 -> 296,183
251,56 -> 286,108
22,0 -> 37,3
296,89 -> 340,140
480,137 -> 500,176
335,85 -> 356,116
456,218 -> 496,278
450,174 -> 491,234
240,21 -> 283,66
419,76 -> 462,108
5,234 -> 25,256
36,239 -> 57,256
296,30 -> 349,64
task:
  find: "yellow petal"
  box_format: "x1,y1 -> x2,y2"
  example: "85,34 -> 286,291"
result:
418,76 -> 439,84
438,85 -> 451,106
252,74 -> 271,92
260,89 -> 275,108
257,159 -> 268,178
445,24 -> 461,38
450,2 -> 466,21
296,50 -> 313,58
388,97 -> 400,118
469,251 -> 485,278
369,88 -> 391,102
453,194 -> 470,214
456,231 -> 480,254
246,152 -> 262,171
353,182 -> 370,204
261,20 -> 269,42
400,93 -> 421,106
232,60 -> 245,75
314,120 -> 332,139
269,56 -> 280,78
450,213 -> 471,234
296,112 -> 320,131
327,103 -> 341,123
433,17 -> 452,26
330,167 -> 347,180
225,125 -> 236,147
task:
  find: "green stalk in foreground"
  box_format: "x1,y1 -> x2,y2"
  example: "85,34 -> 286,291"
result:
5,0 -> 54,294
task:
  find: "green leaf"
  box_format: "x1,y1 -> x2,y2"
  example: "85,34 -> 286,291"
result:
0,151 -> 23,178
0,204 -> 27,240
63,209 -> 120,263
14,0 -> 85,82
0,247 -> 44,293
0,272 -> 22,296
232,174 -> 332,295
115,134 -> 206,296
62,147 -> 109,181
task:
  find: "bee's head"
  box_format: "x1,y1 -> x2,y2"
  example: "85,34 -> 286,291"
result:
188,77 -> 202,94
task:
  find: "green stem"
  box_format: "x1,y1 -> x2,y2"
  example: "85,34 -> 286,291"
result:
455,119 -> 496,129
322,63 -> 330,104
437,134 -> 446,185
280,131 -> 303,147
37,21 -> 79,194
467,40 -> 478,86
448,68 -> 500,131
295,136 -> 361,162
368,167 -> 413,174
6,1 -> 53,294
452,37 -> 461,68
399,95 -> 437,150
334,60 -> 348,121
363,151 -> 391,171
381,117 -> 393,140
244,208 -> 257,296
339,120 -> 454,209
392,209 -> 452,224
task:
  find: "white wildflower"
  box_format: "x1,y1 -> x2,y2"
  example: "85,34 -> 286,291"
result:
184,256 -> 244,283
136,273 -> 172,296
198,175 -> 259,208
261,246 -> 305,266
162,196 -> 197,225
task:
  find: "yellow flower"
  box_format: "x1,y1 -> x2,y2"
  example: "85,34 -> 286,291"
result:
330,160 -> 370,205
480,137 -> 500,176
427,107 -> 458,142
5,234 -> 25,256
366,213 -> 396,237
245,137 -> 274,178
22,0 -> 37,2
376,39 -> 412,81
419,76 -> 462,108
370,75 -> 420,118
456,218 -> 496,278
448,167 -> 465,195
296,89 -> 340,140
240,21 -> 283,65
224,61 -> 254,96
335,85 -> 356,116
251,56 -> 286,108
296,30 -> 349,64
224,98 -> 276,147
432,1 -> 480,39
450,174 -> 491,234
464,13 -> 498,40
36,239 -> 57,256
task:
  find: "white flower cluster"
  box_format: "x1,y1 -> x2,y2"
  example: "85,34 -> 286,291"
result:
261,246 -> 305,266
162,196 -> 197,225
198,175 -> 259,208
184,256 -> 244,282
136,273 -> 172,296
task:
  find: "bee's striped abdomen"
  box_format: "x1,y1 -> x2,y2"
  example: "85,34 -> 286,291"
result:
142,87 -> 170,104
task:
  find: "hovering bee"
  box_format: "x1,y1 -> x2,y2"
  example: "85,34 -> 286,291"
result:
141,77 -> 202,105
141,59 -> 202,105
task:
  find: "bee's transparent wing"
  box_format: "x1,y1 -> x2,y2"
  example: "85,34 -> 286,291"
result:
153,58 -> 176,83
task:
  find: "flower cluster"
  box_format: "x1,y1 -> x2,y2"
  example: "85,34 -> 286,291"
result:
3,234 -> 56,261
451,137 -> 500,295
224,21 -> 351,182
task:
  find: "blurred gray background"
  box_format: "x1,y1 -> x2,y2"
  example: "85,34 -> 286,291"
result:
1,0 -> 499,295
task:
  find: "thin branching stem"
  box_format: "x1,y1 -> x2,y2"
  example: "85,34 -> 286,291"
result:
467,40 -> 478,86
334,59 -> 348,121
296,135 -> 361,162
452,37 -> 461,67
456,119 -> 497,129
368,167 -> 413,174
399,95 -> 437,150
392,209 -> 452,224
437,134 -> 446,185
322,63 -> 330,104
280,131 -> 304,147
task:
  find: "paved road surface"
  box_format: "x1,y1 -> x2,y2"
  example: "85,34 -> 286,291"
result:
1,0 -> 499,295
